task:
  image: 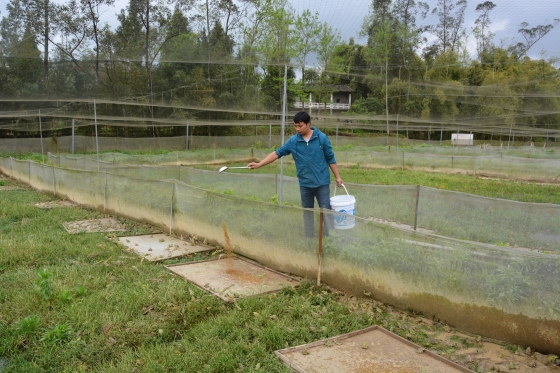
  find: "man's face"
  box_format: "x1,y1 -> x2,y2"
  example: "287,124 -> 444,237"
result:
294,121 -> 311,136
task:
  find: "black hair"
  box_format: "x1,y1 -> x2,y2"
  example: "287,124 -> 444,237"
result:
293,111 -> 311,124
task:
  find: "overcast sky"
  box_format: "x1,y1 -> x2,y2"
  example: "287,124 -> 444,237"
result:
0,0 -> 558,64
291,0 -> 560,64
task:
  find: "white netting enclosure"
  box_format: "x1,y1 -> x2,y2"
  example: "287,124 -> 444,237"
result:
2,0 -> 560,355
1,156 -> 560,353
39,152 -> 560,252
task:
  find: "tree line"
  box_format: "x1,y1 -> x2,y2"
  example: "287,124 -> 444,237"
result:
0,0 -> 559,140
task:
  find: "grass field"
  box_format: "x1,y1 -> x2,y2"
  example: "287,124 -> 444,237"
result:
2,152 -> 560,372
225,163 -> 560,205
1,174 -> 487,372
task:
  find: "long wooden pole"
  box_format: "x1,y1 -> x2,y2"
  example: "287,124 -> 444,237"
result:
317,211 -> 324,286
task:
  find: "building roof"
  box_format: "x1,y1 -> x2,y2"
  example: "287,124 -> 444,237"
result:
304,84 -> 354,93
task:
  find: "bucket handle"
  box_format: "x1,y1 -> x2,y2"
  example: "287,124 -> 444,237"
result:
333,184 -> 349,197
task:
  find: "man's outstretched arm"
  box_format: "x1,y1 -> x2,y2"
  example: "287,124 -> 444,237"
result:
248,151 -> 279,169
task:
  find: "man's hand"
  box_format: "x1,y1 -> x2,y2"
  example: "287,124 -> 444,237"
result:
336,178 -> 344,187
248,151 -> 278,169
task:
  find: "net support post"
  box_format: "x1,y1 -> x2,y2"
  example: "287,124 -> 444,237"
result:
279,64 -> 288,207
94,100 -> 99,172
317,211 -> 324,286
39,110 -> 44,164
169,183 -> 175,236
52,166 -> 56,196
103,171 -> 108,211
335,122 -> 339,147
414,185 -> 420,231
9,157 -> 13,178
186,122 -> 189,151
71,119 -> 75,154
428,126 -> 431,145
396,114 -> 399,152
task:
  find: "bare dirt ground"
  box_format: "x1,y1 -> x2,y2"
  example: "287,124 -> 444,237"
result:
34,200 -> 77,208
335,292 -> 560,373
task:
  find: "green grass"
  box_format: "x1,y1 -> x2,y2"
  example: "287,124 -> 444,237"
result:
2,158 -> 558,370
2,184 -> 446,372
198,163 -> 560,205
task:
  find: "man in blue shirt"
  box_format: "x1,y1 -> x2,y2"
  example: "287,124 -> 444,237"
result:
248,111 -> 344,237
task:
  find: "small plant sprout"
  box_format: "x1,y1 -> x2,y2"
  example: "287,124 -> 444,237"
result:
36,268 -> 54,301
40,323 -> 73,344
58,289 -> 72,303
16,315 -> 40,335
75,285 -> 87,297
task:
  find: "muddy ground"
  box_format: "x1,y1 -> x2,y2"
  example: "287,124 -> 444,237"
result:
335,291 -> 560,373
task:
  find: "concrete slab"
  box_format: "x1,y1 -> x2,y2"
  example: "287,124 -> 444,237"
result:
166,256 -> 299,302
62,218 -> 127,234
119,234 -> 210,261
275,325 -> 474,373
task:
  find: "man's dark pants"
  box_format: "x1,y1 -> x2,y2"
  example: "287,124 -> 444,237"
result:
300,184 -> 334,238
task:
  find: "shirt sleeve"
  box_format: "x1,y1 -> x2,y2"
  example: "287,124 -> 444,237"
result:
275,136 -> 293,158
322,134 -> 336,164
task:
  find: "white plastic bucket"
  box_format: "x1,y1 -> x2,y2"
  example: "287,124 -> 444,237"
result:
330,185 -> 356,230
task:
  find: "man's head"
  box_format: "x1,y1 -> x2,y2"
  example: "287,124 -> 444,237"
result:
293,111 -> 311,125
293,111 -> 312,136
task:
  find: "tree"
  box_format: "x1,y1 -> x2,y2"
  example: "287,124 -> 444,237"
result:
472,1 -> 496,60
2,25 -> 43,97
328,38 -> 370,100
79,0 -> 116,80
293,9 -> 320,85
242,0 -> 295,111
316,22 -> 341,74
427,0 -> 467,54
49,0 -> 88,69
510,19 -> 560,58
0,0 -> 27,62
362,0 -> 397,140
20,0 -> 52,79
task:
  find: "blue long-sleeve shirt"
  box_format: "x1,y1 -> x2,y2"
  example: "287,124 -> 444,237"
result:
275,127 -> 336,188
